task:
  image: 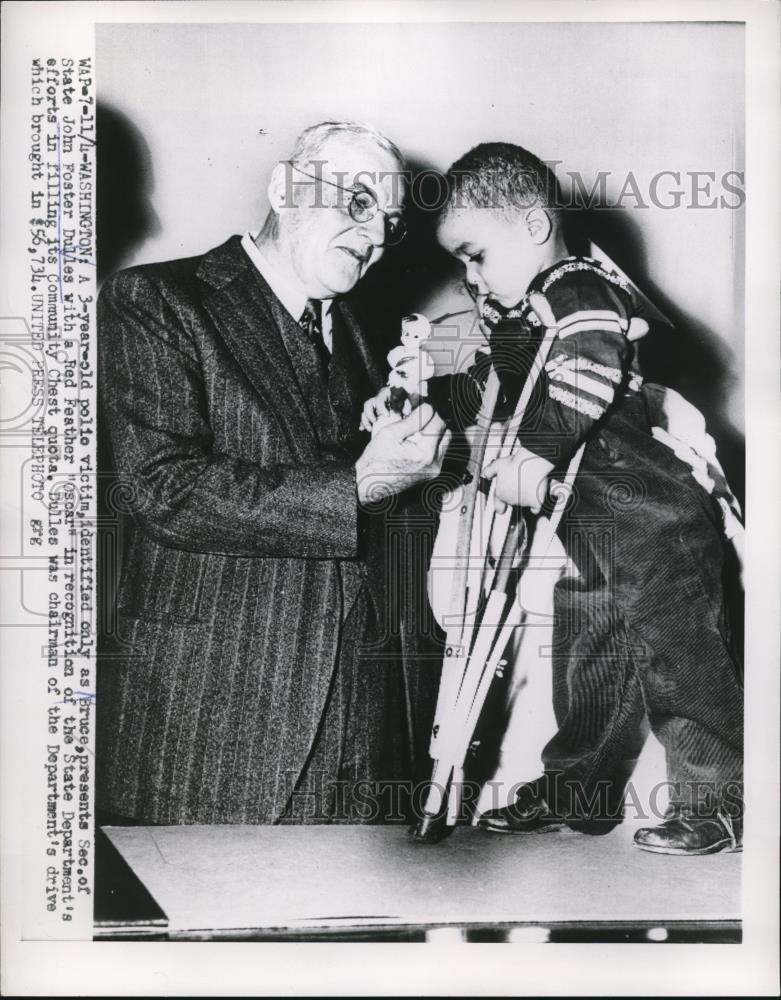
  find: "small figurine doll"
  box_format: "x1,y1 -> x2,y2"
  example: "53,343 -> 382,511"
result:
361,313 -> 436,436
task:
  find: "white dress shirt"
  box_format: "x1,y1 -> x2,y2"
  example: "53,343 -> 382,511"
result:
241,231 -> 333,353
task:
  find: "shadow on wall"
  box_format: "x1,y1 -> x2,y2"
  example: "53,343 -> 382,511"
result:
96,102 -> 159,284
96,102 -> 159,652
565,207 -> 745,508
350,157 -> 462,360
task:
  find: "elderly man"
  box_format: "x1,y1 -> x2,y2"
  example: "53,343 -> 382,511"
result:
97,121 -> 448,825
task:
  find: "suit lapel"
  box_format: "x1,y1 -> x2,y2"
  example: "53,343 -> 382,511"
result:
198,238 -> 386,626
198,240 -> 384,463
198,237 -> 319,462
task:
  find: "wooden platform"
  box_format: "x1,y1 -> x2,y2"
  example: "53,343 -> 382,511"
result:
97,819 -> 740,941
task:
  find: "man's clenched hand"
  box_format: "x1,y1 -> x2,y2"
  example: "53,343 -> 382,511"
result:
355,403 -> 451,503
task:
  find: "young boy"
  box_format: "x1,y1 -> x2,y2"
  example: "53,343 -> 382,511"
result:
429,143 -> 743,854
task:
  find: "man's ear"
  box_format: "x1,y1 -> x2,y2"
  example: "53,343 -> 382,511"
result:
525,206 -> 553,245
267,161 -> 295,213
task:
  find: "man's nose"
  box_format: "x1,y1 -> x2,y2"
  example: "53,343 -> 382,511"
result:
359,211 -> 387,247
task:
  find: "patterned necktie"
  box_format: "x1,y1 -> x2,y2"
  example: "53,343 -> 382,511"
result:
299,298 -> 330,377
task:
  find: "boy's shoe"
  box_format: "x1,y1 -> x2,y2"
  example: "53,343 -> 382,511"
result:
478,778 -> 566,834
633,809 -> 742,855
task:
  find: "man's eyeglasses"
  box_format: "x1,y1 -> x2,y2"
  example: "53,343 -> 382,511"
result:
290,165 -> 407,246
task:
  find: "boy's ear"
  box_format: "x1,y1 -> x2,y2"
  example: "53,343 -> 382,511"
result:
525,206 -> 553,245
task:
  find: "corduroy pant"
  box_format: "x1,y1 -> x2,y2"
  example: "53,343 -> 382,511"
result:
539,415 -> 744,830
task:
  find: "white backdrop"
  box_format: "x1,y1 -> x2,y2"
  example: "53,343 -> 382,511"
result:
96,20 -> 745,429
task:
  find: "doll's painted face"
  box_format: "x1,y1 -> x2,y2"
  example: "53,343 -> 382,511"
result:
437,208 -> 547,308
400,313 -> 431,347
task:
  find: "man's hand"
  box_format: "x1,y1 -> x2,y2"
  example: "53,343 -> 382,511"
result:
483,447 -> 555,514
355,403 -> 451,503
359,386 -> 394,432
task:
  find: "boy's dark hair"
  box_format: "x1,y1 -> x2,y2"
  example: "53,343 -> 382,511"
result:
439,142 -> 561,221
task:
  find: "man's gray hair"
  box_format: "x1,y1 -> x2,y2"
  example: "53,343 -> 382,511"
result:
289,120 -> 406,172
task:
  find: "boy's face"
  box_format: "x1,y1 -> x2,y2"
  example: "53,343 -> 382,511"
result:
437,209 -> 545,308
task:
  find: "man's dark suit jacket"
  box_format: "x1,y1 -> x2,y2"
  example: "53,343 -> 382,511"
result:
97,235 -> 438,824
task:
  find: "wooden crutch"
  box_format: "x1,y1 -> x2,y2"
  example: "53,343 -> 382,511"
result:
414,292 -> 566,841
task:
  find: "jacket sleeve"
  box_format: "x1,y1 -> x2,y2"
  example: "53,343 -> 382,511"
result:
426,350 -> 492,431
98,268 -> 360,559
521,269 -> 635,468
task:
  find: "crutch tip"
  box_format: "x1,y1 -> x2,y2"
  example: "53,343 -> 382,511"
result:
408,814 -> 454,845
